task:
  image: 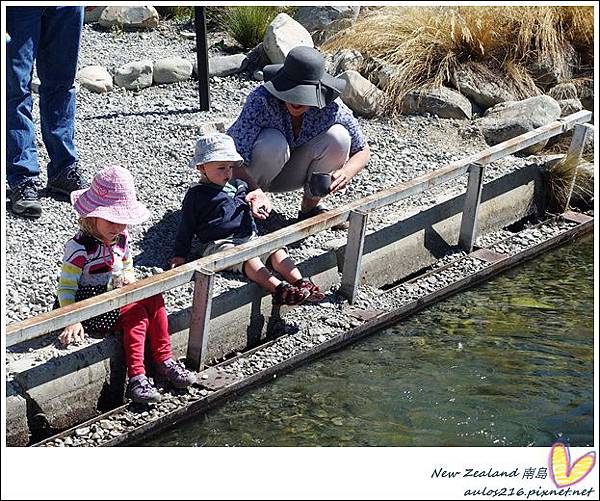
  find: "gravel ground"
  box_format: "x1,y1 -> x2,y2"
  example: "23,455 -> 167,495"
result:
37,215 -> 582,447
5,20 -> 546,337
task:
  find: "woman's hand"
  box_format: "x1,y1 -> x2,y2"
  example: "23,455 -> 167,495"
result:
246,189 -> 272,220
59,323 -> 85,347
329,145 -> 371,194
170,256 -> 186,269
330,167 -> 352,194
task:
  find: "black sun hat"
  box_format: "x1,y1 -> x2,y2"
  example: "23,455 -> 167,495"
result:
263,46 -> 346,109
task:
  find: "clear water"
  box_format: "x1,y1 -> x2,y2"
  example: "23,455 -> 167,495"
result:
141,235 -> 594,447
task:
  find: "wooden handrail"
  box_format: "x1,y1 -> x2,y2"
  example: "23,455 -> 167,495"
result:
5,110 -> 592,347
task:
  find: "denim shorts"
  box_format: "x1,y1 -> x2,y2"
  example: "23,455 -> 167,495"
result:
202,233 -> 287,275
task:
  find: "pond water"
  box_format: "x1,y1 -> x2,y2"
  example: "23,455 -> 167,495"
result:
141,235 -> 594,447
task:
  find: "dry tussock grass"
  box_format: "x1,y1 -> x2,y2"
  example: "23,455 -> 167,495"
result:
322,6 -> 593,113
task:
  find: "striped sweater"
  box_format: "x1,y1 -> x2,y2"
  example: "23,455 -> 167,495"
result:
57,230 -> 135,307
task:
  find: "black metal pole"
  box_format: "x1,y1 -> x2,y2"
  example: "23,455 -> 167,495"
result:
194,6 -> 210,111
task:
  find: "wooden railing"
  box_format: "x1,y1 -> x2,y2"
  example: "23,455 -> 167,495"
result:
6,110 -> 593,372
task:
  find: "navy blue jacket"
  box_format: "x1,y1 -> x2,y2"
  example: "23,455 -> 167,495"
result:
173,179 -> 257,259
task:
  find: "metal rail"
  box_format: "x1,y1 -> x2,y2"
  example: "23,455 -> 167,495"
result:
5,110 -> 593,367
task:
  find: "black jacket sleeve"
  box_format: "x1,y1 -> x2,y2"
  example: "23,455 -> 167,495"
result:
173,190 -> 201,259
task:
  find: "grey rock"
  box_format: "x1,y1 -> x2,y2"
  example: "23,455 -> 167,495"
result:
84,7 -> 106,24
294,6 -> 360,44
548,82 -> 578,100
263,13 -> 314,64
77,65 -> 113,93
571,77 -> 594,111
401,86 -> 472,120
338,70 -> 384,118
451,61 -> 539,110
114,59 -> 153,90
206,54 -> 248,77
557,98 -> 583,117
477,95 -> 561,153
153,57 -> 193,84
75,426 -> 90,437
526,44 -> 576,89
329,49 -> 364,76
99,6 -> 160,30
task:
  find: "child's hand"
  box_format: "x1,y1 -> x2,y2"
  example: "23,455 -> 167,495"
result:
170,256 -> 186,269
59,323 -> 85,347
123,275 -> 136,286
246,189 -> 272,220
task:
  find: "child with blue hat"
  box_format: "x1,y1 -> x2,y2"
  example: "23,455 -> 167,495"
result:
171,133 -> 325,306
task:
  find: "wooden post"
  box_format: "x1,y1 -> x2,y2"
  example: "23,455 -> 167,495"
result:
340,210 -> 369,304
194,6 -> 210,111
186,267 -> 214,371
458,163 -> 485,253
562,123 -> 593,212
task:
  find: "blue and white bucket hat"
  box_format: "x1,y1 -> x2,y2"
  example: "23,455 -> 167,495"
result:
189,133 -> 244,168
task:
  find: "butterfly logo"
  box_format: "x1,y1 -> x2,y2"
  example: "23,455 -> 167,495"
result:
549,442 -> 596,488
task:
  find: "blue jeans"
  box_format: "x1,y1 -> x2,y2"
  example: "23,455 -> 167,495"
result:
6,6 -> 84,188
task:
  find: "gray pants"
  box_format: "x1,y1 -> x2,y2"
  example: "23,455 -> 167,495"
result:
247,124 -> 351,200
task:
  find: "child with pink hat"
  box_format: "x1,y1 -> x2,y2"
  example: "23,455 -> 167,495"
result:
56,165 -> 195,404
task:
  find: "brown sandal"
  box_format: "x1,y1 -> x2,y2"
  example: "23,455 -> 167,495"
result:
272,282 -> 311,306
294,278 -> 325,302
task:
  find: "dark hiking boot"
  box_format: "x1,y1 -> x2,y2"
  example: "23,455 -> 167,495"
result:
155,359 -> 196,389
10,180 -> 42,218
47,163 -> 89,198
126,374 -> 161,404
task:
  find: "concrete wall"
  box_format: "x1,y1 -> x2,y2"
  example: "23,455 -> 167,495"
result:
5,165 -> 543,445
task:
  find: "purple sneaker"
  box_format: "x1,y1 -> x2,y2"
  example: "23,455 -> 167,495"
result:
126,374 -> 161,404
156,359 -> 196,389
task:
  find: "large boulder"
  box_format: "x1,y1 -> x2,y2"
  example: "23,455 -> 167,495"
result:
294,6 -> 360,44
245,43 -> 271,72
114,59 -> 153,90
77,65 -> 113,93
206,54 -> 248,77
338,70 -> 384,118
451,61 -> 540,110
557,98 -> 583,117
401,86 -> 472,120
263,13 -> 313,64
84,6 -> 106,24
153,57 -> 193,84
548,82 -> 578,100
572,77 -> 594,111
526,43 -> 577,89
477,95 -> 561,153
99,6 -> 159,30
328,48 -> 364,76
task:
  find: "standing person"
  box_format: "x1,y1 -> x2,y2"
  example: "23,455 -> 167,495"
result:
6,6 -> 89,219
57,165 -> 196,404
170,133 -> 325,306
226,45 -> 371,228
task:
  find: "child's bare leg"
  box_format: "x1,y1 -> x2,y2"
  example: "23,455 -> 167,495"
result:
243,257 -> 280,293
269,249 -> 303,283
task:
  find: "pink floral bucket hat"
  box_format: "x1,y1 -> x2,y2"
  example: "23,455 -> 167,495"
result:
70,165 -> 150,225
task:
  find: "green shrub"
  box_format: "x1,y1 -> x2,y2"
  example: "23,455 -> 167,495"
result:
155,6 -> 194,22
216,6 -> 296,49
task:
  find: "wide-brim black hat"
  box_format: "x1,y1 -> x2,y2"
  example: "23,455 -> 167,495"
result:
263,46 -> 346,109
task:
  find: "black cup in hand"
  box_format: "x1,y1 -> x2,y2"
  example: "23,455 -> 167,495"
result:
309,173 -> 331,198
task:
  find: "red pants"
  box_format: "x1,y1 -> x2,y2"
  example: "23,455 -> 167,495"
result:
115,294 -> 172,377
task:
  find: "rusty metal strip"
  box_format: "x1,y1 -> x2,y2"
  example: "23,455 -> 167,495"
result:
470,248 -> 509,263
562,211 -> 593,224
